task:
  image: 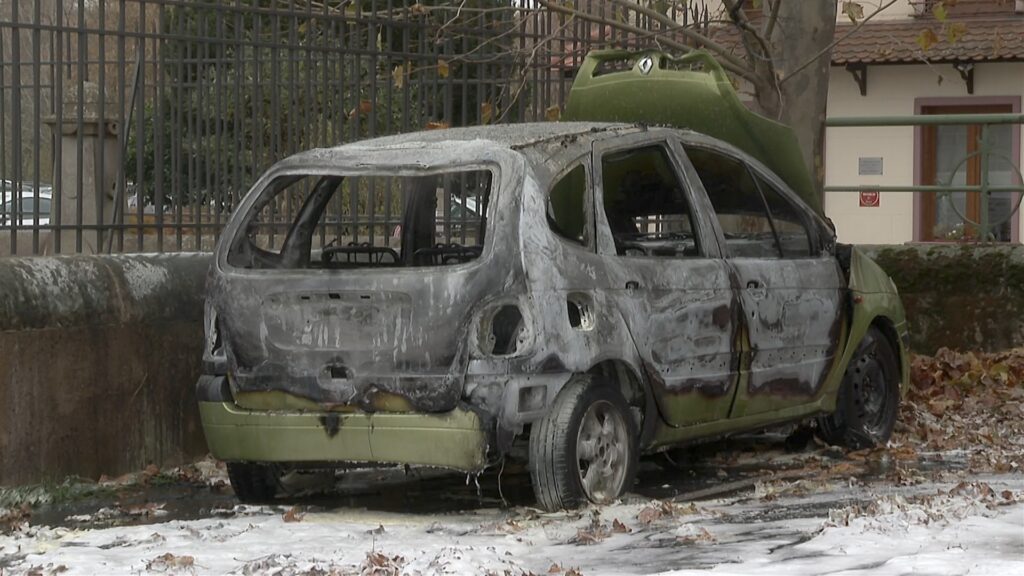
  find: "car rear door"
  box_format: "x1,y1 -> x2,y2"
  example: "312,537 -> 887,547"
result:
592,134 -> 741,427
681,143 -> 845,417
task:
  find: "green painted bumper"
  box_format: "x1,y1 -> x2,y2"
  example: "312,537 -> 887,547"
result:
198,401 -> 490,471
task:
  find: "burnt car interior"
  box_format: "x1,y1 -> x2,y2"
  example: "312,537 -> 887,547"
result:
601,145 -> 701,257
684,146 -> 814,258
227,170 -> 492,269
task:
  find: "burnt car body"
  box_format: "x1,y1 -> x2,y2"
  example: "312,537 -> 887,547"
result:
198,52 -> 910,511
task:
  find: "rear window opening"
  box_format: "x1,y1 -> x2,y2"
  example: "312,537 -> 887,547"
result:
227,169 -> 492,270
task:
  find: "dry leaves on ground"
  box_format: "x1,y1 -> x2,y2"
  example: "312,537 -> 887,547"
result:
896,347 -> 1024,472
146,552 -> 195,572
360,551 -> 405,576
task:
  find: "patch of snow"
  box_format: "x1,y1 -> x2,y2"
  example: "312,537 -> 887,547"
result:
1,477 -> 1022,575
117,259 -> 169,301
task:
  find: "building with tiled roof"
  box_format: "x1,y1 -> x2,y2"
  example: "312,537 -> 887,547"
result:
824,0 -> 1024,244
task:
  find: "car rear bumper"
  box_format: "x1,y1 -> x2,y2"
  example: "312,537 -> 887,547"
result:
198,400 -> 490,471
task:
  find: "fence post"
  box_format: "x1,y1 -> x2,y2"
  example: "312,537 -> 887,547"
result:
44,82 -> 121,254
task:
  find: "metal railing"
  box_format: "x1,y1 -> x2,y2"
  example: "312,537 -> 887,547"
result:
825,113 -> 1024,242
1,0 -> 712,256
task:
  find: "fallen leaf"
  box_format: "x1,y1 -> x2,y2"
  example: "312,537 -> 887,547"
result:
146,553 -> 195,571
282,506 -> 304,523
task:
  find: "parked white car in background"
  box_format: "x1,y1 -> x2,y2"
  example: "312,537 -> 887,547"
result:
0,180 -> 52,227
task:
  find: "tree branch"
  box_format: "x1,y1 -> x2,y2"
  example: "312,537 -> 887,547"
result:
763,0 -> 782,40
607,0 -> 752,75
780,0 -> 899,85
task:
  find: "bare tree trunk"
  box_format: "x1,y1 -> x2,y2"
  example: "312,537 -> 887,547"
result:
768,1 -> 838,195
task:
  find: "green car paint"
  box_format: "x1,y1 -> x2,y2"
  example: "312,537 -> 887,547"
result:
563,49 -> 821,216
199,401 -> 489,471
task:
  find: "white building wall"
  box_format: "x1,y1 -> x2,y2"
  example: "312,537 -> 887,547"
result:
824,62 -> 1024,244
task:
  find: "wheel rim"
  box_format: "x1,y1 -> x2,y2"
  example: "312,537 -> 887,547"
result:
575,400 -> 630,503
851,348 -> 892,438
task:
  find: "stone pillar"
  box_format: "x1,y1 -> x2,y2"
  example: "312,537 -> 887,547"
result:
45,81 -> 121,254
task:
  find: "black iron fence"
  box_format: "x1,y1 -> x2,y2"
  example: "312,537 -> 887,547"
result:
0,0 -> 710,256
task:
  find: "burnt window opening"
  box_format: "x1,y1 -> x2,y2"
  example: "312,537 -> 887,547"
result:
685,146 -> 782,259
547,164 -> 589,246
754,174 -> 815,258
226,170 -> 492,270
600,145 -> 701,258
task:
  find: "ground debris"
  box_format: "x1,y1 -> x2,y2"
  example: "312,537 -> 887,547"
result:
674,524 -> 717,545
0,503 -> 32,533
360,551 -> 404,576
824,480 -> 1020,533
283,506 -> 305,523
23,564 -> 68,576
636,500 -> 701,525
569,510 -> 610,545
895,347 -> 1024,472
146,552 -> 195,572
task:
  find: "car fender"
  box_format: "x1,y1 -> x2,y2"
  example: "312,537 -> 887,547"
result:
820,247 -> 911,411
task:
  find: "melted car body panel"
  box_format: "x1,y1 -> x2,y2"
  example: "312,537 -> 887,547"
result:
199,122 -> 909,472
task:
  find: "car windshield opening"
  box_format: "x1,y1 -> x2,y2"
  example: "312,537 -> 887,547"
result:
227,169 -> 492,270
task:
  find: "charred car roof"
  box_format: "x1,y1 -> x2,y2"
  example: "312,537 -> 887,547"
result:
279,122 -> 638,165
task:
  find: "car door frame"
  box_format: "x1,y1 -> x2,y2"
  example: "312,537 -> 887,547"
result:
590,130 -> 744,428
674,133 -> 848,419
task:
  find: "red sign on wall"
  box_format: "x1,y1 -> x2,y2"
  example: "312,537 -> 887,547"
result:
859,190 -> 880,207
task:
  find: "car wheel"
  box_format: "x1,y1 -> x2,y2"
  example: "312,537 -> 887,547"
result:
817,327 -> 900,450
529,375 -> 639,511
226,462 -> 282,503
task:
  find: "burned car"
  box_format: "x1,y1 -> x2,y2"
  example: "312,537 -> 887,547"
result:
197,51 -> 909,511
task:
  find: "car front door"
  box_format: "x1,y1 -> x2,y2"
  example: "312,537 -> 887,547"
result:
593,135 -> 741,427
682,143 -> 846,417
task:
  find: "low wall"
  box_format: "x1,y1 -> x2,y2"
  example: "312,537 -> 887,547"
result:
0,245 -> 1020,485
0,253 -> 212,485
862,244 -> 1024,354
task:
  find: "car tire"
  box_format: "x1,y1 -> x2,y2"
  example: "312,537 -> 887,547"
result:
529,375 -> 639,511
226,462 -> 282,503
817,327 -> 900,450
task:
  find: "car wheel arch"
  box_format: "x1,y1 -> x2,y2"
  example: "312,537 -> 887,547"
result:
584,359 -> 659,448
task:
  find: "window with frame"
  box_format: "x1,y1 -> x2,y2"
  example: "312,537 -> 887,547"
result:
600,144 -> 701,258
547,164 -> 589,246
685,146 -> 780,259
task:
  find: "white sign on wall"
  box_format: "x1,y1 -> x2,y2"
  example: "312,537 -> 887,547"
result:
858,157 -> 884,176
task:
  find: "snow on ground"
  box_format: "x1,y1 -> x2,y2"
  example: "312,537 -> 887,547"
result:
1,474 -> 1021,576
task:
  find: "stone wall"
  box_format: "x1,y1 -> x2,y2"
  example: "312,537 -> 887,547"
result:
0,253 -> 212,485
0,245 -> 1020,485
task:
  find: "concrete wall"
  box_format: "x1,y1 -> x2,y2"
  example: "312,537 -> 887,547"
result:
0,253 -> 212,485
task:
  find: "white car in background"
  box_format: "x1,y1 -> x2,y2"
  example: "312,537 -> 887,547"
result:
0,181 -> 52,227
